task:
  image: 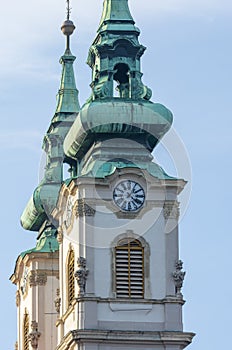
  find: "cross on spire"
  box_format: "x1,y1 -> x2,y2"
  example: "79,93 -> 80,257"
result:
66,0 -> 71,20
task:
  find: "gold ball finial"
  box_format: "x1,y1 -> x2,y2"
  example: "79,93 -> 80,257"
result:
61,0 -> 75,36
61,19 -> 75,36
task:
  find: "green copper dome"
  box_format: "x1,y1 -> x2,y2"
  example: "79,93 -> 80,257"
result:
20,0 -> 176,233
64,99 -> 173,161
64,0 -> 173,168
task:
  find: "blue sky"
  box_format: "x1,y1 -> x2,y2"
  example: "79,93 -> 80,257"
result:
0,0 -> 231,348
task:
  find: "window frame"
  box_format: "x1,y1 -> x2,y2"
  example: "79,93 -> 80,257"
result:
115,238 -> 144,298
112,232 -> 150,299
23,312 -> 29,350
67,248 -> 75,307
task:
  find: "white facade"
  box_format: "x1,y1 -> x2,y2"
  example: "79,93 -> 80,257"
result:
11,166 -> 194,350
11,1 -> 195,349
11,250 -> 59,350
53,167 -> 194,350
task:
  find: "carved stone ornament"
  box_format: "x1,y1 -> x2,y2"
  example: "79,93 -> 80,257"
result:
54,288 -> 61,314
16,290 -> 20,307
172,260 -> 186,297
21,266 -> 29,295
131,76 -> 152,101
163,201 -> 180,220
29,270 -> 47,287
28,321 -> 41,349
65,197 -> 73,228
75,199 -> 95,218
57,229 -> 63,244
75,257 -> 89,297
93,79 -> 112,99
15,341 -> 18,350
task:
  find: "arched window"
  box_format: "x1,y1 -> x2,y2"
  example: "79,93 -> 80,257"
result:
113,63 -> 129,98
67,249 -> 75,306
23,313 -> 29,350
115,238 -> 144,298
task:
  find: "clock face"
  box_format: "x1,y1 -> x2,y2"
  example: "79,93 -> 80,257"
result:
113,180 -> 145,212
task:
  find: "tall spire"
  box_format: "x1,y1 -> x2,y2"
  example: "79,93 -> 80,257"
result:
56,0 -> 80,113
20,1 -> 80,232
61,0 -> 75,54
87,0 -> 152,101
98,0 -> 135,31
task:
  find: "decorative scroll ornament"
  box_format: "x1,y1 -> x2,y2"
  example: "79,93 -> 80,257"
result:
54,288 -> 61,313
75,199 -> 95,218
93,79 -> 112,99
172,260 -> 186,297
65,197 -> 73,228
75,257 -> 89,297
16,290 -> 20,307
163,201 -> 180,220
131,75 -> 152,101
57,228 -> 63,244
28,321 -> 41,349
29,270 -> 47,287
21,266 -> 29,295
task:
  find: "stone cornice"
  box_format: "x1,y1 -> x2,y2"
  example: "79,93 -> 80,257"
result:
69,296 -> 185,305
72,329 -> 195,345
56,330 -> 195,350
64,169 -> 186,193
24,251 -> 59,262
10,252 -> 59,284
56,296 -> 185,327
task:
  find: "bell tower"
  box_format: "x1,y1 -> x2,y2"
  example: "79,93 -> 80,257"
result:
54,1 -> 195,349
10,1 -> 80,349
11,1 -> 195,349
88,0 -> 151,101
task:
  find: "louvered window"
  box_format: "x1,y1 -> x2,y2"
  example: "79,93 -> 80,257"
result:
68,250 -> 75,306
115,239 -> 144,298
23,313 -> 29,350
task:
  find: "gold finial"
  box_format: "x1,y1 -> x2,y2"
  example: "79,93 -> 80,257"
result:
61,0 -> 75,51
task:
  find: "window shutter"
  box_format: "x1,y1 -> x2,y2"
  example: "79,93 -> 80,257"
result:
68,250 -> 75,306
23,313 -> 29,350
115,239 -> 144,298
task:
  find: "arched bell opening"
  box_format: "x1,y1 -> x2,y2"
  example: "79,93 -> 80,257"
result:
113,63 -> 130,98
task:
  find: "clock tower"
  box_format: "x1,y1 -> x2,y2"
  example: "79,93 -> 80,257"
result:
11,1 -> 195,349
53,0 -> 195,349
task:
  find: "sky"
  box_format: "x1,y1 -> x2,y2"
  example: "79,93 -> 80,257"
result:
0,0 -> 231,348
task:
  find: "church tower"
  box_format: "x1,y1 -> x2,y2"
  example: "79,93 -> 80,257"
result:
11,1 -> 195,349
10,1 -> 80,349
